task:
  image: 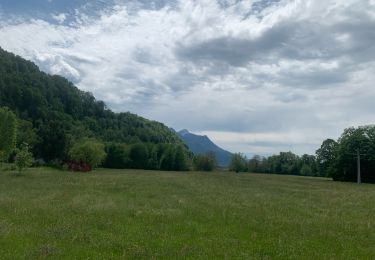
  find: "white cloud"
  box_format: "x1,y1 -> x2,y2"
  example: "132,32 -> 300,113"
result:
52,13 -> 67,24
0,0 -> 375,155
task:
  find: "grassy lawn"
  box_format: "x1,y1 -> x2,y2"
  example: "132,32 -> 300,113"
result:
0,168 -> 374,259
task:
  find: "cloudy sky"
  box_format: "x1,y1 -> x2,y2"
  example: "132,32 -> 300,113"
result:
1,0 -> 375,156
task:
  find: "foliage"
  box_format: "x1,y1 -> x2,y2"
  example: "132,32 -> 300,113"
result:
69,139 -> 106,170
16,119 -> 39,150
247,155 -> 263,173
246,152 -> 319,176
159,145 -> 176,171
0,47 -> 183,163
300,164 -> 313,176
15,143 -> 33,174
103,143 -> 130,169
330,126 -> 375,183
129,143 -> 149,169
240,125 -> 375,183
173,145 -> 189,171
300,154 -> 317,176
0,107 -> 17,162
313,126 -> 375,183
103,142 -> 191,171
316,139 -> 337,177
229,153 -> 248,173
193,152 -> 217,171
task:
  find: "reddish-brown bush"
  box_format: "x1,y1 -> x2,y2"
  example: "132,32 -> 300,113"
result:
67,161 -> 92,172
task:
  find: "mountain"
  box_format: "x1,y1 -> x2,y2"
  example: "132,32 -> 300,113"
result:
0,47 -> 183,161
177,129 -> 232,167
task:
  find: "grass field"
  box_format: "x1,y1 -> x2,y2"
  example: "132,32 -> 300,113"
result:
0,168 -> 374,259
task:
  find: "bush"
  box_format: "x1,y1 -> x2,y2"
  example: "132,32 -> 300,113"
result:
15,143 -> 34,174
69,139 -> 106,171
194,152 -> 217,171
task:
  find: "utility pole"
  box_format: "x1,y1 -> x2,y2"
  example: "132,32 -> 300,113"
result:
357,149 -> 361,184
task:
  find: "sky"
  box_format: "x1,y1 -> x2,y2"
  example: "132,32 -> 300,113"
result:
0,0 -> 375,156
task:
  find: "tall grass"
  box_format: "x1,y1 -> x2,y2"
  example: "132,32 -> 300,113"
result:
0,168 -> 374,258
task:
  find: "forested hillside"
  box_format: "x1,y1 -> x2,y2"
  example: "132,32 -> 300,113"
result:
0,47 -> 184,163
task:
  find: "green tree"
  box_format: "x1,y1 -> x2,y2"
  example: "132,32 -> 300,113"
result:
129,143 -> 148,169
194,152 -> 217,171
316,139 -> 337,177
229,153 -> 247,173
0,107 -> 17,163
103,143 -> 130,169
279,152 -> 299,175
300,154 -> 317,176
300,164 -> 313,176
160,146 -> 175,171
16,119 -> 38,151
147,145 -> 160,170
35,120 -> 70,162
69,139 -> 106,169
248,155 -> 262,173
331,126 -> 375,183
174,145 -> 189,171
15,143 -> 33,174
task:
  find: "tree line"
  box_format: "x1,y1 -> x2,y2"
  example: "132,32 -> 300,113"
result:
0,105 -> 196,172
1,106 -> 213,172
3,100 -> 375,182
228,125 -> 375,183
229,152 -> 319,176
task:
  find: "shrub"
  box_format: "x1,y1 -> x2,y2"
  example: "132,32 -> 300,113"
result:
194,152 -> 217,171
15,143 -> 34,174
69,139 -> 106,171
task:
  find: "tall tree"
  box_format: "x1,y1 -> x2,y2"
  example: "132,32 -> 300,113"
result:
0,107 -> 17,162
229,153 -> 247,173
174,145 -> 189,171
316,139 -> 337,177
332,126 -> 375,182
248,155 -> 262,173
129,143 -> 149,169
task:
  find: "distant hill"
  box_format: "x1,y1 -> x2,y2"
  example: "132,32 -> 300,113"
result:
177,129 -> 232,167
0,47 -> 183,161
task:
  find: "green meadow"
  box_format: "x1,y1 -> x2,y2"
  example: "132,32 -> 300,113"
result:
0,168 -> 374,259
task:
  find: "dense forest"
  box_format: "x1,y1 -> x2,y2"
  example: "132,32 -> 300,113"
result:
0,47 -> 189,168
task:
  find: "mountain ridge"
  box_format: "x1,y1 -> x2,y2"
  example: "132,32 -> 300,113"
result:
177,129 -> 232,167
